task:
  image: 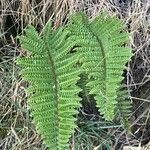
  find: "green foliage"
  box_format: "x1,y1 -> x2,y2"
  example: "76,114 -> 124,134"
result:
17,25 -> 81,150
66,12 -> 132,121
116,85 -> 132,130
16,12 -> 133,149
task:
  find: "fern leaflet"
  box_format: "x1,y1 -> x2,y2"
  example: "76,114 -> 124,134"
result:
116,85 -> 132,130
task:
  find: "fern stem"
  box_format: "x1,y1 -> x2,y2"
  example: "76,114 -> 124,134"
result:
47,49 -> 59,144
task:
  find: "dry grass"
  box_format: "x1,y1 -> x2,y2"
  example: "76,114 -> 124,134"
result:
0,0 -> 150,149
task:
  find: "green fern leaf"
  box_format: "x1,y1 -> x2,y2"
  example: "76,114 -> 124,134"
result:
67,12 -> 132,121
17,25 -> 81,149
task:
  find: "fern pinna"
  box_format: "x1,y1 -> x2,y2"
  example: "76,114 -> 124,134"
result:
66,13 -> 132,121
16,12 -> 133,149
16,25 -> 81,149
116,85 -> 132,130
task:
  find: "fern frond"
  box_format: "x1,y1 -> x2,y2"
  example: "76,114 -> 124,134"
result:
67,12 -> 132,121
17,25 -> 81,149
